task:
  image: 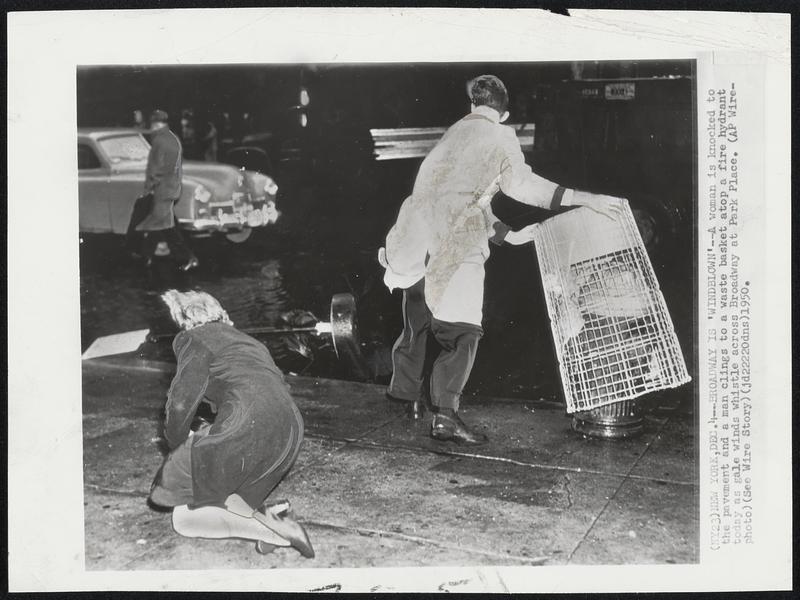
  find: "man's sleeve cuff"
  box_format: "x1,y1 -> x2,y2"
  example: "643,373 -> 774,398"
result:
549,186 -> 572,210
383,269 -> 424,291
489,221 -> 511,245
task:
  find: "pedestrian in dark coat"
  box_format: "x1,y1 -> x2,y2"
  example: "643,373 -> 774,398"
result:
133,109 -> 198,271
149,289 -> 314,558
138,110 -> 183,231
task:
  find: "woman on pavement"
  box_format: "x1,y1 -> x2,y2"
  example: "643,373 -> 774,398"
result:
149,289 -> 314,558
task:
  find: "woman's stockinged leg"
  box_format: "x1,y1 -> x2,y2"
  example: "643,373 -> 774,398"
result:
171,499 -> 290,547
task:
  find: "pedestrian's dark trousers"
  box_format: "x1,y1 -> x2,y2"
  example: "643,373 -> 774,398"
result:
389,278 -> 483,412
128,194 -> 195,264
131,196 -> 196,264
142,222 -> 195,264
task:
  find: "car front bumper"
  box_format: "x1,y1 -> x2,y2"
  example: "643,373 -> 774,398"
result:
179,199 -> 279,233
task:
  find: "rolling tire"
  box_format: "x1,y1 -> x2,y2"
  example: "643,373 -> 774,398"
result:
329,293 -> 372,382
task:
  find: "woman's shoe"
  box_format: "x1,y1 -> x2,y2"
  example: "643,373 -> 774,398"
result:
255,502 -> 315,559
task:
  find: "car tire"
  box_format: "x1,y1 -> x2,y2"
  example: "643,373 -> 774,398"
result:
225,228 -> 252,243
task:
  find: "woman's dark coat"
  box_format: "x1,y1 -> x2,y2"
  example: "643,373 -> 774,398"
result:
164,322 -> 302,508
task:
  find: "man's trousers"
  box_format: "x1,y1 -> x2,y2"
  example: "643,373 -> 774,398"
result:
127,194 -> 196,264
388,278 -> 483,412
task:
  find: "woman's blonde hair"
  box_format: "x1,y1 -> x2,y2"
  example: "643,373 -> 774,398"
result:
161,289 -> 233,331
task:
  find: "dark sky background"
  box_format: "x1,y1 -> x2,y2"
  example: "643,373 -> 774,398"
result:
77,60 -> 692,130
77,59 -> 694,202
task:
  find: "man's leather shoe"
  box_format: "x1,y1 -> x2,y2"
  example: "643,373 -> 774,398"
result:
386,393 -> 425,420
430,413 -> 488,445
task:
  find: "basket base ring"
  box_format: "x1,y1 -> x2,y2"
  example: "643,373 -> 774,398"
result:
571,401 -> 645,439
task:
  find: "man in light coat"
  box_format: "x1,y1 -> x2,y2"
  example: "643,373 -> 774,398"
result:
380,74 -> 624,444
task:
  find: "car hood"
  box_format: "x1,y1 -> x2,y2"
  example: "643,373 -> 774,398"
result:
104,160 -> 255,200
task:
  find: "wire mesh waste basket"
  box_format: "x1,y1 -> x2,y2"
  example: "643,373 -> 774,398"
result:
531,201 -> 690,438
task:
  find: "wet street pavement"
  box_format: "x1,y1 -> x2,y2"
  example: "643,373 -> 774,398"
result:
83,354 -> 697,581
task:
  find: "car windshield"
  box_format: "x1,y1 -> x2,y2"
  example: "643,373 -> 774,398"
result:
98,134 -> 150,165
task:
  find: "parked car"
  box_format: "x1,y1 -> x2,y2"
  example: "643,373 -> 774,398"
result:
77,128 -> 280,243
223,146 -> 274,178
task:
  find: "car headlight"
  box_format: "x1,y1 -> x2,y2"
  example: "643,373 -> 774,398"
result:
193,185 -> 211,203
263,176 -> 279,196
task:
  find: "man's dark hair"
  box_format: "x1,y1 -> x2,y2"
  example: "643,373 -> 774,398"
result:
466,74 -> 509,114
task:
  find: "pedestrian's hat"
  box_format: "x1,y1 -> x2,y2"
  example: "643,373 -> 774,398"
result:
150,109 -> 169,124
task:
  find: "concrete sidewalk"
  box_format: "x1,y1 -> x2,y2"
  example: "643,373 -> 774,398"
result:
82,355 -> 697,577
